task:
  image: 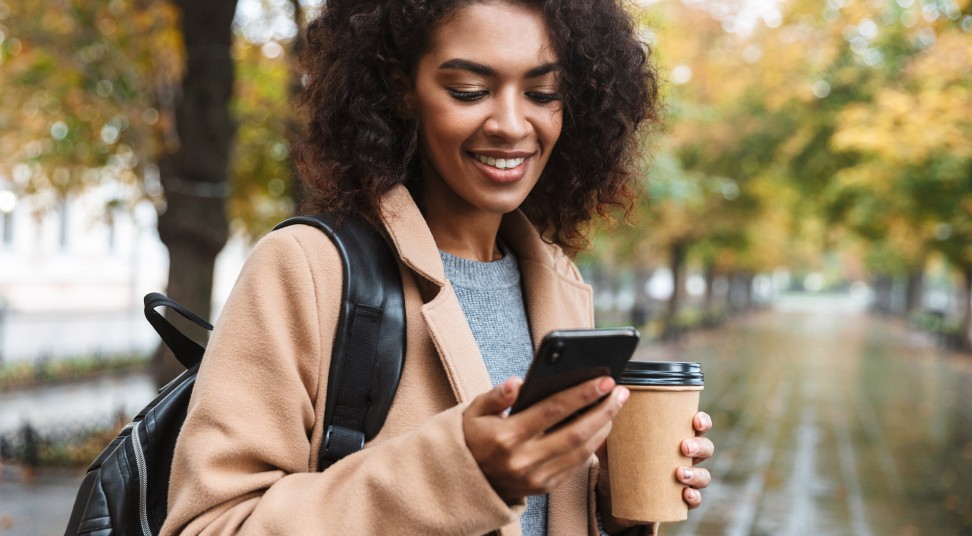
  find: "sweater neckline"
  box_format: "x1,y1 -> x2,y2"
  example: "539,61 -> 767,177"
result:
438,245 -> 520,290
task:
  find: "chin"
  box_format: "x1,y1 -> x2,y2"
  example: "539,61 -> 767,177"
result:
474,193 -> 532,215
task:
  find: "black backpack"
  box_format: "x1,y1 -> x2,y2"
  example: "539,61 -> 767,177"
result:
64,214 -> 406,536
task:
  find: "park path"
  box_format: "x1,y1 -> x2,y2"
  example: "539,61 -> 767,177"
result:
2,294 -> 971,535
644,295 -> 972,535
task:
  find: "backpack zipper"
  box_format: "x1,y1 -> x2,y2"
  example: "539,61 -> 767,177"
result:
131,420 -> 153,536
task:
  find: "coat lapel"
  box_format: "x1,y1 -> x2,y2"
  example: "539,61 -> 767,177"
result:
421,282 -> 494,402
381,186 -> 597,535
501,212 -> 596,536
380,186 -> 493,403
499,211 -> 595,345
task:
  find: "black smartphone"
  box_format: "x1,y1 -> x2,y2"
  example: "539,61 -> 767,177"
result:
509,327 -> 640,415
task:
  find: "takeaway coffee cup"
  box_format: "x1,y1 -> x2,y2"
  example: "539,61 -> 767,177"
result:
606,361 -> 704,523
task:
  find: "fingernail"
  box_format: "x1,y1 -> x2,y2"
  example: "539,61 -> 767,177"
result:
617,386 -> 630,404
681,467 -> 693,481
702,413 -> 712,428
503,378 -> 515,394
685,441 -> 699,456
598,376 -> 616,394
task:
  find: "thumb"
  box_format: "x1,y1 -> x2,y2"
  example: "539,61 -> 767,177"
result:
467,377 -> 521,417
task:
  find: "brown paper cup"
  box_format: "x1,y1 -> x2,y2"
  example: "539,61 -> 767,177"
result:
607,384 -> 703,523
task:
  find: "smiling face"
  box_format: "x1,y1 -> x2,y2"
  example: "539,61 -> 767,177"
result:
405,1 -> 563,223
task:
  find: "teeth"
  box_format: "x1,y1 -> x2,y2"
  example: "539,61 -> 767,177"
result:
475,154 -> 526,170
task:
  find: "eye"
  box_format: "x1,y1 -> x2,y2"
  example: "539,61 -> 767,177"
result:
527,91 -> 562,104
448,89 -> 488,102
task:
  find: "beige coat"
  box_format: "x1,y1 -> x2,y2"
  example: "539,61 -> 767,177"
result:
162,186 -> 654,535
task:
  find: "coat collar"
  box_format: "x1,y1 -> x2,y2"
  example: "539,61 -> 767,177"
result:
380,184 -> 595,535
378,184 -> 584,292
379,185 -> 446,287
379,184 -> 594,402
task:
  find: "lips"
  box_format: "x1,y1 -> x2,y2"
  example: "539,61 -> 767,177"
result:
468,151 -> 531,183
473,153 -> 526,170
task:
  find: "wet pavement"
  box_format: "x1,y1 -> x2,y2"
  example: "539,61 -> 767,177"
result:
0,465 -> 83,535
0,372 -> 156,435
646,296 -> 972,536
2,294 -> 971,535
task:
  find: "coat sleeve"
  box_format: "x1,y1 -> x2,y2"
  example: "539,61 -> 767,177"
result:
161,226 -> 521,535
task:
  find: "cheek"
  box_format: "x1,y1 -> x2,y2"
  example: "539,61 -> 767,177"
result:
541,113 -> 563,156
421,107 -> 480,155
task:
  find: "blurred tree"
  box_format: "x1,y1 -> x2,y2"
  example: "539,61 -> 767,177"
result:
154,0 -> 239,383
833,15 -> 972,345
4,0 -> 970,358
0,0 -> 180,211
230,0 -> 318,232
1,0 -> 319,380
228,41 -> 294,236
642,1 -> 778,327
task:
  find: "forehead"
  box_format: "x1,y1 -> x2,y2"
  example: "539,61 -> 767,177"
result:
425,2 -> 558,67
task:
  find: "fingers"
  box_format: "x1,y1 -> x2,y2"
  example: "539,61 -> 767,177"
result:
681,436 -> 714,465
511,384 -> 628,496
683,487 -> 703,509
463,376 -> 631,501
513,376 -> 620,438
677,466 -> 711,490
467,377 -> 522,417
680,414 -> 714,510
693,412 -> 712,435
539,386 -> 627,457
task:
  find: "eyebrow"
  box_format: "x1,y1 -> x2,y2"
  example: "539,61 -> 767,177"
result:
438,58 -> 561,78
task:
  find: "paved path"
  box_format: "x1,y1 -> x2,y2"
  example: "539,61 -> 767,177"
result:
641,297 -> 972,535
0,372 -> 156,435
0,465 -> 83,535
2,295 -> 971,535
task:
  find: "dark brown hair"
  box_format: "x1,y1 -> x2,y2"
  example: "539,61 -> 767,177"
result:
296,0 -> 658,253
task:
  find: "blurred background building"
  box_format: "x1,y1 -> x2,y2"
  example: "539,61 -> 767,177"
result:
0,187 -> 246,363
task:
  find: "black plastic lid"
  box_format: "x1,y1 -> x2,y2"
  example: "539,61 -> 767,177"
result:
619,361 -> 704,386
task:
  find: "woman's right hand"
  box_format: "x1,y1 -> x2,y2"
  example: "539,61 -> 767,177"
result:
463,376 -> 630,502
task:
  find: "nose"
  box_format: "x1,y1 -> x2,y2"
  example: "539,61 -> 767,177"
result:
483,89 -> 531,141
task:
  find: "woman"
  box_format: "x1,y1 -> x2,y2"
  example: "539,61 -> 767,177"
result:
162,1 -> 714,535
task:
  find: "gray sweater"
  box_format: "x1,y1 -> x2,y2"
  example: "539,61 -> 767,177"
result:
439,247 -> 547,536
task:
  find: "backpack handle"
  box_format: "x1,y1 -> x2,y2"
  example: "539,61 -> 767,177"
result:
143,292 -> 213,369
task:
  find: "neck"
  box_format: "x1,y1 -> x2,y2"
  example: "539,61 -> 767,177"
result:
425,208 -> 503,262
419,158 -> 506,262
422,195 -> 502,263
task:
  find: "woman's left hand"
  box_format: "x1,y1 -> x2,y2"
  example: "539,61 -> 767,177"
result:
596,411 -> 714,533
678,411 -> 714,509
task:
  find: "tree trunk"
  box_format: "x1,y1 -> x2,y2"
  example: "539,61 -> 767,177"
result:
154,0 -> 238,386
664,240 -> 686,339
905,268 -> 924,315
871,275 -> 892,314
728,273 -> 743,312
630,267 -> 653,328
962,266 -> 972,351
702,262 -> 716,321
742,272 -> 754,310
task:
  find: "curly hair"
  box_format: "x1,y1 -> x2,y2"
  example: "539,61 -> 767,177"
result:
295,0 -> 658,253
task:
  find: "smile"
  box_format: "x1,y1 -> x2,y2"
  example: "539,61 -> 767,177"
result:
473,153 -> 526,170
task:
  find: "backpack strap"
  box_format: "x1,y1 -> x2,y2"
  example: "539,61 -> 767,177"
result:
144,292 -> 213,369
273,214 -> 406,470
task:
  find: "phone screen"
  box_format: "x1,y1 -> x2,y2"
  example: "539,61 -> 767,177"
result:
509,327 -> 639,415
